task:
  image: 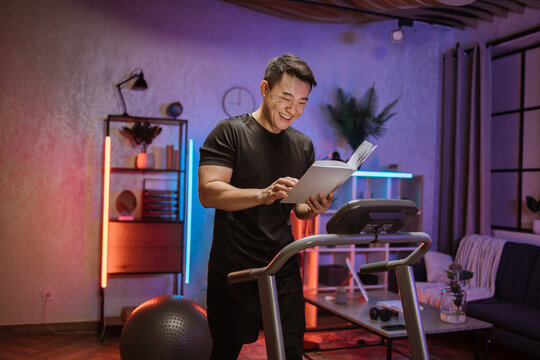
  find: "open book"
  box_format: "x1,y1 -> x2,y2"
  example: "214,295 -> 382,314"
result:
281,140 -> 376,204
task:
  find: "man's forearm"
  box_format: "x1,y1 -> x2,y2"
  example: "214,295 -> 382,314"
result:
199,180 -> 263,211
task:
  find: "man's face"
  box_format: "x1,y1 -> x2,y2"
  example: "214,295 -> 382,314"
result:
260,73 -> 311,133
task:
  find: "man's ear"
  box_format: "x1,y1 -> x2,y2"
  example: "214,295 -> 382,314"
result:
260,80 -> 269,97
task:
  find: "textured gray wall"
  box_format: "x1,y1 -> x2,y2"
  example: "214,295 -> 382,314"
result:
1,0 -> 538,325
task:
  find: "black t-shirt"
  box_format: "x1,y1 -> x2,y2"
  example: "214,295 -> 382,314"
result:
199,114 -> 315,273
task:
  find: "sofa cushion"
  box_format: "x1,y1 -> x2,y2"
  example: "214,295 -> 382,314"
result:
467,298 -> 540,341
525,247 -> 540,307
424,251 -> 452,284
495,242 -> 540,307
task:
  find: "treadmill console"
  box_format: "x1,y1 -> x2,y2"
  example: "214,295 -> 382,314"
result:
326,199 -> 418,234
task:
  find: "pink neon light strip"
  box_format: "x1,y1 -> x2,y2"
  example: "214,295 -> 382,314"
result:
101,136 -> 111,288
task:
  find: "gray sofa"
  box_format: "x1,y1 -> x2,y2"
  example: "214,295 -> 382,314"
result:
389,240 -> 540,357
466,241 -> 540,358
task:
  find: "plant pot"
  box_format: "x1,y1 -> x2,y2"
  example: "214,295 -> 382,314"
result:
533,220 -> 540,235
440,288 -> 467,323
136,152 -> 155,169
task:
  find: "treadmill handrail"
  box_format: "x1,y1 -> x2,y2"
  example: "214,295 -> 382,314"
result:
228,232 -> 431,284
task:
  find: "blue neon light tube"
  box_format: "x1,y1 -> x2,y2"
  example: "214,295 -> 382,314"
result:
352,170 -> 413,179
184,139 -> 194,284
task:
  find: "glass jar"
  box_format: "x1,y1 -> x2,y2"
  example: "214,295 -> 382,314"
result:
439,287 -> 467,323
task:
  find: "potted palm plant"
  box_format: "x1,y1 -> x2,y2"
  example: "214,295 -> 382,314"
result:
324,85 -> 399,158
122,121 -> 162,169
526,195 -> 540,234
323,85 -> 399,208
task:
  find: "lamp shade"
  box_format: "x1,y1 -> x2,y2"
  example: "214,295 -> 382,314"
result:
132,72 -> 148,90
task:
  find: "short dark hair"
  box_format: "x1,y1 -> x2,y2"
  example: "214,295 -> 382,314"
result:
264,54 -> 317,90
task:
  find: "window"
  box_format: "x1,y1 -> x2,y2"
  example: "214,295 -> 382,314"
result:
491,44 -> 540,232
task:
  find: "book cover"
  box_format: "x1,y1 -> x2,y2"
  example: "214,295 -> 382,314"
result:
281,140 -> 376,204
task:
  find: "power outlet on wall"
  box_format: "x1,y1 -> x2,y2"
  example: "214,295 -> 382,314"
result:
42,289 -> 54,301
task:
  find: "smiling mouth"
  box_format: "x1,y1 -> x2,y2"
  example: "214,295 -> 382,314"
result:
279,113 -> 292,120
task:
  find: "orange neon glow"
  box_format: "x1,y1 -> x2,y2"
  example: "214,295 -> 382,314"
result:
101,136 -> 111,288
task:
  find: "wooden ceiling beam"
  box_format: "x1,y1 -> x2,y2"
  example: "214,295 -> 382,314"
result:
434,4 -> 494,21
467,1 -> 509,17
392,8 -> 472,29
222,0 -> 535,28
514,0 -> 540,10
226,0 -> 388,24
226,0 -> 366,23
284,0 -> 411,20
391,8 -> 478,27
480,0 -> 525,13
409,15 -> 467,28
287,0 -> 462,26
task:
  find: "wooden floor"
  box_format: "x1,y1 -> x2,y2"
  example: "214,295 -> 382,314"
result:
0,333 -> 119,360
0,328 -> 538,360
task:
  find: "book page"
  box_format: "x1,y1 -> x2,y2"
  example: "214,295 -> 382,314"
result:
347,140 -> 377,169
309,160 -> 352,169
281,140 -> 377,204
281,164 -> 353,204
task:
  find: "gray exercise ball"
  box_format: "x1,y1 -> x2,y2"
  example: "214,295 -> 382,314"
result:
120,295 -> 212,360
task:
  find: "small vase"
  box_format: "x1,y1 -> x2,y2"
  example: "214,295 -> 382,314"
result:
334,288 -> 347,304
533,220 -> 540,235
135,153 -> 155,169
440,288 -> 467,323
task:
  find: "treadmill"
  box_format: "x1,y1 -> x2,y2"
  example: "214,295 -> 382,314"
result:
227,199 -> 431,360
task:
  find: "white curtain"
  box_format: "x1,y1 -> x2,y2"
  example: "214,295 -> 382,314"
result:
437,43 -> 492,254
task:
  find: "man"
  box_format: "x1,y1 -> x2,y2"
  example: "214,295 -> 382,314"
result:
199,54 -> 333,359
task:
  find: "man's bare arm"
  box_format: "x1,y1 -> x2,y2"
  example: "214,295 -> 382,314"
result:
198,164 -> 298,211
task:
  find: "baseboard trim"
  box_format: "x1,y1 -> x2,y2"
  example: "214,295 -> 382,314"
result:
0,321 -> 101,337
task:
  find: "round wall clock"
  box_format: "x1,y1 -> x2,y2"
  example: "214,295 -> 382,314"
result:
222,87 -> 256,117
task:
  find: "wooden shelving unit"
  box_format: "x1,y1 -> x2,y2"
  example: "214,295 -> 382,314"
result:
99,115 -> 189,338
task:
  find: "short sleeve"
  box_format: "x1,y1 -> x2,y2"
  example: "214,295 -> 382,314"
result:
199,120 -> 236,169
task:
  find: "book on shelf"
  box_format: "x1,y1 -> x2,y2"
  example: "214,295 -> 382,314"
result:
142,179 -> 179,220
143,204 -> 178,211
143,210 -> 178,215
142,209 -> 179,220
144,189 -> 178,196
143,189 -> 179,220
143,191 -> 178,203
281,140 -> 377,204
165,145 -> 180,170
143,214 -> 178,221
143,197 -> 178,203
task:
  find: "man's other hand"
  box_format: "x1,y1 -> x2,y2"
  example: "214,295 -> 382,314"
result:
259,177 -> 298,205
306,192 -> 334,215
